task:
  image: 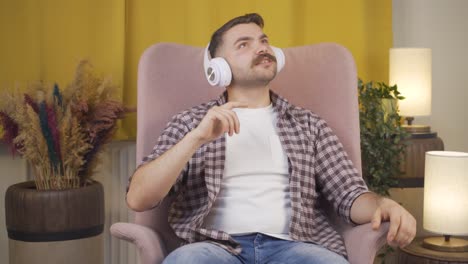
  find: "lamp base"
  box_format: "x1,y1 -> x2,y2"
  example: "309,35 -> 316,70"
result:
422,237 -> 468,252
402,124 -> 431,134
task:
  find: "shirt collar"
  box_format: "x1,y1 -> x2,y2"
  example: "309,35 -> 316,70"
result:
216,90 -> 290,117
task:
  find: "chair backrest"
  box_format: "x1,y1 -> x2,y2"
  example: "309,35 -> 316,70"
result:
135,42 -> 361,253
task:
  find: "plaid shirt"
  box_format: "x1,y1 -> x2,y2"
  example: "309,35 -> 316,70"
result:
138,91 -> 369,259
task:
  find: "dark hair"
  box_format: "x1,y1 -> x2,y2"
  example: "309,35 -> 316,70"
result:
208,13 -> 264,58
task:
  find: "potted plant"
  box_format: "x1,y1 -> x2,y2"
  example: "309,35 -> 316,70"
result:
358,79 -> 409,196
0,60 -> 127,264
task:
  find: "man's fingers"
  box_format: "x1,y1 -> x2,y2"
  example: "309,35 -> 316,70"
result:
388,240 -> 399,248
214,108 -> 235,136
234,112 -> 240,134
406,216 -> 417,245
375,199 -> 417,248
395,214 -> 417,248
371,208 -> 382,230
392,218 -> 407,247
211,110 -> 231,135
387,213 -> 401,243
229,110 -> 241,134
217,108 -> 241,135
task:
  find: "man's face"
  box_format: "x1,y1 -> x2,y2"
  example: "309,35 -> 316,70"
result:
217,23 -> 277,87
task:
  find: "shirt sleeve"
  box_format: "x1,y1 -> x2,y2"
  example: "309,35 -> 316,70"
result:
312,116 -> 370,224
126,112 -> 191,199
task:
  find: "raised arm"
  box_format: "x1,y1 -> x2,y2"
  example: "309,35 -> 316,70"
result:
126,101 -> 247,212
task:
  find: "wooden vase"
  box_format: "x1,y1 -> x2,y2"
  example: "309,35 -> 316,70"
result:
4,180 -> 104,264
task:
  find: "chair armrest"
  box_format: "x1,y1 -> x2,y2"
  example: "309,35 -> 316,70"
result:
343,222 -> 390,264
110,222 -> 167,264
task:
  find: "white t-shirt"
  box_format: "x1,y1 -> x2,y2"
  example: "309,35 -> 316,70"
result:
203,104 -> 292,240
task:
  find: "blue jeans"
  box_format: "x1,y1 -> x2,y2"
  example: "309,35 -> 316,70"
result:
162,233 -> 349,264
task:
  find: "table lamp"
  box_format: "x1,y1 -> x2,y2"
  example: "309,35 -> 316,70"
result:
423,151 -> 468,252
389,48 -> 443,187
389,48 -> 432,134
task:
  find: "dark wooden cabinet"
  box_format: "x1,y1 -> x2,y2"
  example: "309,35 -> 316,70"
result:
396,134 -> 444,187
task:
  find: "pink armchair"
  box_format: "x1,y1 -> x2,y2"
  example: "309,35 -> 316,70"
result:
110,43 -> 389,264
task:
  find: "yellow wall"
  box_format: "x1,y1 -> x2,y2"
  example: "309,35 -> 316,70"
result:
0,0 -> 392,139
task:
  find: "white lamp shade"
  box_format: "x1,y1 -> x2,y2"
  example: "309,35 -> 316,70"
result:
423,151 -> 468,235
389,48 -> 432,117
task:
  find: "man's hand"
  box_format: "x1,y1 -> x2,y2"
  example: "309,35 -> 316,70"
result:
371,197 -> 417,248
351,193 -> 417,248
192,101 -> 248,144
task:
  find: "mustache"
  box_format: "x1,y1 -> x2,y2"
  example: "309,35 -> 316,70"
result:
252,53 -> 277,66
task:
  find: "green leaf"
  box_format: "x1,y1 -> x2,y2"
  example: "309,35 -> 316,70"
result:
358,78 -> 407,195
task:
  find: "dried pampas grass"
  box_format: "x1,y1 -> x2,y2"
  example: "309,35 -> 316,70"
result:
0,60 -> 128,190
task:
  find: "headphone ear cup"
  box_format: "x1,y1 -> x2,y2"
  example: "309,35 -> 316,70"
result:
206,57 -> 232,87
204,46 -> 232,87
271,46 -> 285,73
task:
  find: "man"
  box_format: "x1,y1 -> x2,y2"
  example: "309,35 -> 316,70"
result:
127,13 -> 416,264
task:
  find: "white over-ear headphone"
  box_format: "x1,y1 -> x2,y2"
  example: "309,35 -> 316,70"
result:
203,45 -> 285,87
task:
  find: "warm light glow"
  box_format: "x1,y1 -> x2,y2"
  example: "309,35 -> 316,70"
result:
424,151 -> 468,235
389,48 -> 432,116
